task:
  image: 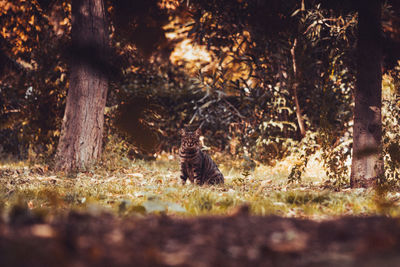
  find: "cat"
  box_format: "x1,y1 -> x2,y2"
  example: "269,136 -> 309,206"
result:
179,128 -> 224,185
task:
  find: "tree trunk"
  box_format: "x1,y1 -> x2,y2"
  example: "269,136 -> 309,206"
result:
290,38 -> 306,137
55,0 -> 108,172
350,0 -> 383,188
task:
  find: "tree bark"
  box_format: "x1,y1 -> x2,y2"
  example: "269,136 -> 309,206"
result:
55,0 -> 108,172
350,0 -> 383,188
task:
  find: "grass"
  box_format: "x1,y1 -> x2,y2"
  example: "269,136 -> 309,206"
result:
1,155 -> 400,223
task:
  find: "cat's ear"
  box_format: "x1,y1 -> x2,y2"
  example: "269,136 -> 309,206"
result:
179,129 -> 186,136
195,128 -> 201,136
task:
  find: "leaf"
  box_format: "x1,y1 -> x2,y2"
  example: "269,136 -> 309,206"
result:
291,9 -> 301,17
134,191 -> 147,197
29,15 -> 34,25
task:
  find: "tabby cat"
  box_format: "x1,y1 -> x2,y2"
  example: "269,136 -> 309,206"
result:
179,128 -> 224,185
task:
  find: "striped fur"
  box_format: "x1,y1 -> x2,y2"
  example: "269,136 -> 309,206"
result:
179,128 -> 224,185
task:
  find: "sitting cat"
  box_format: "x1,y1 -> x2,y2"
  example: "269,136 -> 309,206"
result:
179,128 -> 224,185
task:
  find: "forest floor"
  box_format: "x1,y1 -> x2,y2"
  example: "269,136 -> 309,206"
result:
1,155 -> 400,266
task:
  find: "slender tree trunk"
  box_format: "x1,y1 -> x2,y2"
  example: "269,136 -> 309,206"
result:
55,0 -> 108,172
350,0 -> 383,188
290,38 -> 306,137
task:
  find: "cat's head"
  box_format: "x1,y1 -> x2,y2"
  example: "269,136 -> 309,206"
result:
179,128 -> 201,149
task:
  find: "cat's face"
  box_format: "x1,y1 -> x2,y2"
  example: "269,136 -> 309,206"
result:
180,128 -> 201,149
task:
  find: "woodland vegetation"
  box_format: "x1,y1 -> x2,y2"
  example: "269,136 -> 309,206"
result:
1,0 -> 400,266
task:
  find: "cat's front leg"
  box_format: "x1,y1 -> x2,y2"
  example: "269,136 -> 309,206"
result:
180,164 -> 188,185
180,175 -> 187,185
193,167 -> 204,185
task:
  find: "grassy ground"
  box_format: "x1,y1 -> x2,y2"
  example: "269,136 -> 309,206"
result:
1,154 -> 400,222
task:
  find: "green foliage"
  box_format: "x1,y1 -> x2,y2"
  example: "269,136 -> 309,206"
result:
188,69 -> 299,161
178,0 -> 360,171
182,0 -> 303,160
0,0 -> 69,160
284,5 -> 356,187
288,129 -> 352,188
320,133 -> 351,188
287,132 -> 319,184
382,62 -> 400,185
101,128 -> 134,171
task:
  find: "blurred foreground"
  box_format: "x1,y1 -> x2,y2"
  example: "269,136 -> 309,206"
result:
1,211 -> 400,266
